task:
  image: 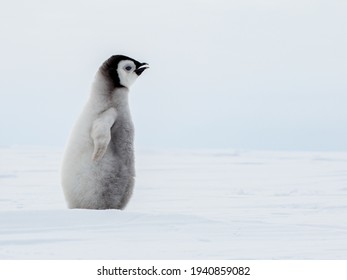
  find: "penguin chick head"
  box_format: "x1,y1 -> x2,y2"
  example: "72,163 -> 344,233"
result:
100,55 -> 149,89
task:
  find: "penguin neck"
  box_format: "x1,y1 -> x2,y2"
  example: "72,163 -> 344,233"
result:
90,72 -> 130,111
110,87 -> 130,110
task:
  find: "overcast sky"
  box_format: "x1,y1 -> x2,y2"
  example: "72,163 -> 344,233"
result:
0,0 -> 346,151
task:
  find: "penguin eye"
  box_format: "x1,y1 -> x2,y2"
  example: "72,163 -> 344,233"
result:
124,65 -> 133,71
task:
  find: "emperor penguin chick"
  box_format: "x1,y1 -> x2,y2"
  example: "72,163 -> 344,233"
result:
61,55 -> 149,209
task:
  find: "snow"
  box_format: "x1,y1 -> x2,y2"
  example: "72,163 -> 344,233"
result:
1,146 -> 347,259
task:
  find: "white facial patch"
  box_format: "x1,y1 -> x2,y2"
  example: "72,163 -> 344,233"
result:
117,60 -> 138,88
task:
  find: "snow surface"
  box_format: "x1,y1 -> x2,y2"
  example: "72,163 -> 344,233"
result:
1,146 -> 347,259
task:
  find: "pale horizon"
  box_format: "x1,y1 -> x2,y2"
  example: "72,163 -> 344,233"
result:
0,0 -> 346,151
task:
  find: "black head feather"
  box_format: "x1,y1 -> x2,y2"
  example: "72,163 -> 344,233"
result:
99,55 -> 143,88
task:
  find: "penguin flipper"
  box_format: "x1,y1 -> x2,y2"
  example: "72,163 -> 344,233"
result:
91,107 -> 117,161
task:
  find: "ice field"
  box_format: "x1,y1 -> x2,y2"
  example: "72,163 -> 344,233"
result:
1,146 -> 347,259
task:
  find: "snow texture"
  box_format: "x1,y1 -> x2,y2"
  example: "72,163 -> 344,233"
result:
1,146 -> 347,259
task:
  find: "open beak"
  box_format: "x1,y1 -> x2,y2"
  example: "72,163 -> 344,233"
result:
135,63 -> 149,76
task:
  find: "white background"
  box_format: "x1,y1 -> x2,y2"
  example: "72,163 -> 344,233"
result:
2,260 -> 347,280
0,0 -> 346,151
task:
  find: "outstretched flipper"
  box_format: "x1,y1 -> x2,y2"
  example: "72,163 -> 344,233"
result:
91,107 -> 117,161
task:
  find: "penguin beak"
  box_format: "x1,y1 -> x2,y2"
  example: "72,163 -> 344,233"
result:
135,63 -> 149,76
